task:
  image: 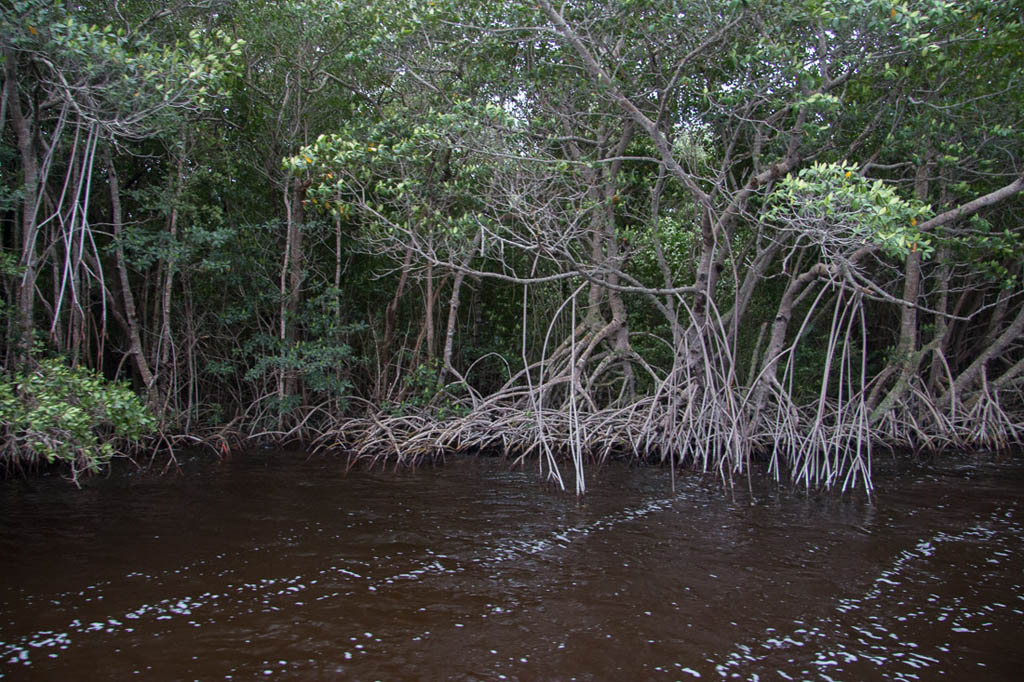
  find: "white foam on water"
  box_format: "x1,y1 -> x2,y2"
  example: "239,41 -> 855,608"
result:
1,493 -> 683,672
474,495 -> 679,566
700,504 -> 1023,679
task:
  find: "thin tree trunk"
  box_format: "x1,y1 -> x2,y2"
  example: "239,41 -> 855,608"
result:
870,156 -> 931,420
927,247 -> 952,392
752,261 -> 827,415
376,244 -> 415,399
106,151 -> 156,396
440,231 -> 483,386
280,177 -> 309,404
941,300 -> 1024,405
155,170 -> 181,419
5,51 -> 39,360
425,257 -> 435,359
334,212 -> 343,318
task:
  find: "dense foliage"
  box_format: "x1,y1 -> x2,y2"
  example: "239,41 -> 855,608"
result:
0,353 -> 155,479
2,0 -> 1022,491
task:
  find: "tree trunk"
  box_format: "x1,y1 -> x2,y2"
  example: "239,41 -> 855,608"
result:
280,177 -> 309,403
5,51 -> 39,361
440,231 -> 483,386
752,261 -> 827,415
376,244 -> 415,400
870,155 -> 932,420
941,301 -> 1024,406
155,166 -> 181,420
106,151 -> 156,397
425,257 -> 435,359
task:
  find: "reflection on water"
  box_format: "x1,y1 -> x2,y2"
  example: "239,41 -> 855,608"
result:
1,452 -> 1022,680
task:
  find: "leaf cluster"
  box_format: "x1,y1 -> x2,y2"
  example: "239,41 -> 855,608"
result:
767,162 -> 935,259
0,356 -> 156,479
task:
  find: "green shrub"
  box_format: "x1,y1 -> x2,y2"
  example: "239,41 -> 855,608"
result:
0,357 -> 156,481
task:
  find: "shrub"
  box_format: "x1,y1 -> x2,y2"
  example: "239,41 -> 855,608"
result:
0,357 -> 156,482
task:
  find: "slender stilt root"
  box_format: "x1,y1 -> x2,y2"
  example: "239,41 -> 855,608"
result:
302,375 -> 1020,493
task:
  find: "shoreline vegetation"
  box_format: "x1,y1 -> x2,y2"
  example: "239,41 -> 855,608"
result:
6,371 -> 1020,493
2,1 -> 1022,492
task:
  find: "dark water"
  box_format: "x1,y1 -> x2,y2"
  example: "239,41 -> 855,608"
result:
1,451 -> 1022,681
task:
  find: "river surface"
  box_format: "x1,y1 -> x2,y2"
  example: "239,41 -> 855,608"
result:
1,450 -> 1022,681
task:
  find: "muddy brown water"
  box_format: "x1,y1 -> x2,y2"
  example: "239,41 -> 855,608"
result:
1,451 -> 1022,681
